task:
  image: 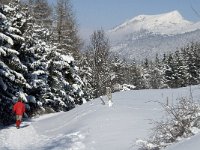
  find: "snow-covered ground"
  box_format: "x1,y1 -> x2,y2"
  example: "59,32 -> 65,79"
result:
0,86 -> 200,150
165,133 -> 200,150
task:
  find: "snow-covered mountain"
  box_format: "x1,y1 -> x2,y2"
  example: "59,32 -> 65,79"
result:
108,11 -> 200,61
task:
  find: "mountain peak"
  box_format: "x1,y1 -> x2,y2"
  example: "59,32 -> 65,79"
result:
109,10 -> 192,34
155,10 -> 184,22
133,10 -> 182,21
164,10 -> 182,18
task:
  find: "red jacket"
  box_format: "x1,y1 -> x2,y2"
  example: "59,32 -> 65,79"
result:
13,101 -> 25,115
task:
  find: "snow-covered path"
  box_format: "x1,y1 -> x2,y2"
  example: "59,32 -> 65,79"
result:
0,113 -> 87,150
0,86 -> 199,150
0,122 -> 40,149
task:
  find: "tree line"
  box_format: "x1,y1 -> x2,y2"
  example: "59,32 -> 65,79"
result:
0,0 -> 91,125
1,0 -> 200,125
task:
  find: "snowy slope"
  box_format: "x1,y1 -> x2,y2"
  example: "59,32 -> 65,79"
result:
0,86 -> 200,150
165,132 -> 200,150
108,11 -> 200,61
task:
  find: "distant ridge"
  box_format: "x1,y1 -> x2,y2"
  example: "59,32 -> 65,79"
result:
108,11 -> 200,61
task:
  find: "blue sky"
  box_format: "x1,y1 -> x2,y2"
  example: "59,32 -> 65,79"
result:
48,0 -> 200,39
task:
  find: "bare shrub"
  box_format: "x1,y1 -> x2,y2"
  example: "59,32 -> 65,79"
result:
137,97 -> 200,150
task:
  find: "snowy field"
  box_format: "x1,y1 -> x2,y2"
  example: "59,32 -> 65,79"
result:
0,86 -> 200,150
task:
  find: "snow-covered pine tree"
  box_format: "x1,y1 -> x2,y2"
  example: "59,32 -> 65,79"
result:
0,2 -> 30,124
78,53 -> 94,100
1,0 -> 52,116
140,58 -> 152,89
148,54 -> 164,89
163,53 -> 177,88
46,48 -> 86,111
172,51 -> 188,87
20,0 -> 87,114
162,50 -> 189,88
185,43 -> 200,85
20,28 -> 51,115
129,60 -> 146,89
192,42 -> 200,83
31,0 -> 89,110
121,58 -> 132,85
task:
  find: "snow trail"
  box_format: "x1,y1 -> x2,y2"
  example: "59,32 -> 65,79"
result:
0,122 -> 40,150
0,86 -> 199,150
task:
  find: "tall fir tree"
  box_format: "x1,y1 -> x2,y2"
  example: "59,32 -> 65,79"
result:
0,1 -> 31,124
78,53 -> 94,100
173,51 -> 188,87
53,0 -> 81,59
148,54 -> 164,89
31,0 -> 53,30
163,53 -> 176,88
183,44 -> 199,85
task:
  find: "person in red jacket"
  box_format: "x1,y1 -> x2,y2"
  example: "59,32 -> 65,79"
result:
13,99 -> 25,129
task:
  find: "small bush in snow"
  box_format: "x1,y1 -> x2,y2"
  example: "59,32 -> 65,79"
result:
137,97 -> 200,150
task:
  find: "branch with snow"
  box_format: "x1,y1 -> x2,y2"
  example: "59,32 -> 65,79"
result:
137,97 -> 200,150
